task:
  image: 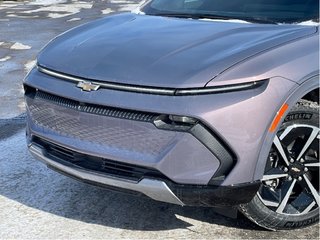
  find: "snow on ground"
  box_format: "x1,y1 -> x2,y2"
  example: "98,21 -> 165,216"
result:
23,1 -> 93,19
67,17 -> 81,22
0,1 -> 20,10
10,42 -> 32,50
101,7 -> 113,15
0,56 -> 11,62
24,59 -> 36,72
28,0 -> 68,5
297,20 -> 319,26
110,0 -> 140,11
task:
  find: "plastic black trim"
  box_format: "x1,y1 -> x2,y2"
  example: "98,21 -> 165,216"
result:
32,136 -> 168,182
154,120 -> 236,183
168,181 -> 261,207
190,124 -> 235,182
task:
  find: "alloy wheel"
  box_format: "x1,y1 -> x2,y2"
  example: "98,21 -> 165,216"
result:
258,124 -> 319,215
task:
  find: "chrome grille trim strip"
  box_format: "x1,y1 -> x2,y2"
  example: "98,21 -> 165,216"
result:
37,65 -> 267,96
37,65 -> 176,95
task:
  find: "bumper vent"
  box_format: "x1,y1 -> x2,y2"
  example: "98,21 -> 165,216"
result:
33,136 -> 168,182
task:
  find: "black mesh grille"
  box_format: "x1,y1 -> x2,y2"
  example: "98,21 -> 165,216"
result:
29,89 -> 158,122
33,136 -> 168,182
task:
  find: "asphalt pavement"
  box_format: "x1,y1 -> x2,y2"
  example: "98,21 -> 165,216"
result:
0,0 -> 319,239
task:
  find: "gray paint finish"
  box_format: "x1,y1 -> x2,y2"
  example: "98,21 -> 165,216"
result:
38,13 -> 316,88
24,12 -> 319,188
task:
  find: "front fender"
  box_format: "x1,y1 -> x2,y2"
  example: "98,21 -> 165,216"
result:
254,75 -> 319,180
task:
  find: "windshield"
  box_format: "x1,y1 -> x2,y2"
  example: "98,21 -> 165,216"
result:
141,0 -> 319,24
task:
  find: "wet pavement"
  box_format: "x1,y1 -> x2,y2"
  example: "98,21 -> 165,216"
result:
0,1 -> 319,239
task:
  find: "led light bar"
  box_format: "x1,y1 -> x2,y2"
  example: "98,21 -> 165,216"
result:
37,65 -> 267,96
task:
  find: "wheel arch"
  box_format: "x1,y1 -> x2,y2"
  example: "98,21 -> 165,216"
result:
254,75 -> 319,181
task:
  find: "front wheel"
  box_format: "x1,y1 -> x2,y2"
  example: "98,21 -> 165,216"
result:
239,100 -> 319,230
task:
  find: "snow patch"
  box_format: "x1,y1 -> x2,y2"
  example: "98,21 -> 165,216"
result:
29,0 -> 68,5
24,60 -> 36,72
7,14 -> 38,18
131,8 -> 145,15
199,18 -> 251,24
101,8 -> 113,15
110,0 -> 132,3
131,0 -> 148,14
297,21 -> 319,26
0,2 -> 19,10
118,4 -> 139,11
23,2 -> 93,19
48,13 -> 70,18
10,43 -> 32,50
109,0 -> 139,11
67,17 -> 81,22
0,56 -> 11,62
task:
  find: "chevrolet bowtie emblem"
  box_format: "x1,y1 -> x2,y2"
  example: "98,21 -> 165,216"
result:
77,81 -> 100,92
291,167 -> 300,173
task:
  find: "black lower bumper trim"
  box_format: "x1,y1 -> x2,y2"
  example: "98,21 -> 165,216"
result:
168,181 -> 261,207
29,134 -> 259,207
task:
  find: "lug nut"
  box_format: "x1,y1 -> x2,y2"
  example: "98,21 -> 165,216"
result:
304,167 -> 308,172
298,176 -> 302,181
300,159 -> 305,163
288,176 -> 292,181
290,159 -> 295,163
284,167 -> 289,172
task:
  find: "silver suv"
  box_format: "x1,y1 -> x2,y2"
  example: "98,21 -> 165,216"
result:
24,0 -> 319,230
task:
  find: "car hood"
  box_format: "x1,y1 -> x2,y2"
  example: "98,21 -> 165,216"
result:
38,13 -> 315,88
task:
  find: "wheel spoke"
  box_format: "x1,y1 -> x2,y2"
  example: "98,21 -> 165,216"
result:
296,129 -> 319,161
258,193 -> 279,207
262,173 -> 288,181
273,136 -> 290,166
276,179 -> 296,213
305,162 -> 320,167
303,174 -> 320,207
279,125 -> 294,140
301,201 -> 316,214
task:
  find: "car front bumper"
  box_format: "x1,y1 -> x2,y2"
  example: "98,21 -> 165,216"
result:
28,140 -> 260,207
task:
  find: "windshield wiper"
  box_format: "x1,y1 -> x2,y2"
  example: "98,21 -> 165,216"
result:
150,13 -> 237,20
240,17 -> 277,24
149,13 -> 277,24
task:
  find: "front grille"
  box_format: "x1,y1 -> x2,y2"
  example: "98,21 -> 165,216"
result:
27,101 -> 177,157
33,136 -> 168,182
26,87 -> 158,122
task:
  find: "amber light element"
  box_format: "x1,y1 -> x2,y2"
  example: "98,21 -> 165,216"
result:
269,103 -> 289,132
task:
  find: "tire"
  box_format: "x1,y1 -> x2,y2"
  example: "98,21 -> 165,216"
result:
239,99 -> 319,230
